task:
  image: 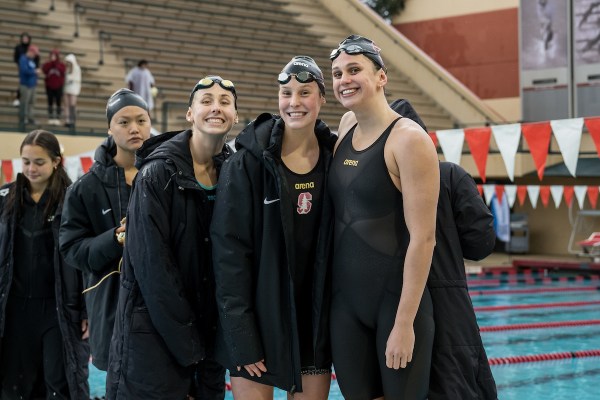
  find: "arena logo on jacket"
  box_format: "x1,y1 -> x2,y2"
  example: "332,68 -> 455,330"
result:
0,188 -> 9,197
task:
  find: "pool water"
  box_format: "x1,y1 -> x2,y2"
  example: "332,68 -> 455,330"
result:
88,269 -> 600,399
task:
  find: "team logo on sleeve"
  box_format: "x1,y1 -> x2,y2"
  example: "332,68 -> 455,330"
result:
297,192 -> 312,214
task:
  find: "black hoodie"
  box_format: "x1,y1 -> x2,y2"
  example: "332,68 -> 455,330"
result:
211,114 -> 337,393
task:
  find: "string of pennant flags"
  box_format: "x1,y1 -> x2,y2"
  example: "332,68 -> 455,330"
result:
430,116 -> 600,182
477,183 -> 599,210
2,116 -> 600,191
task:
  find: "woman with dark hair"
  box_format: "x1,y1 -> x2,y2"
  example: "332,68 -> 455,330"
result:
0,130 -> 89,399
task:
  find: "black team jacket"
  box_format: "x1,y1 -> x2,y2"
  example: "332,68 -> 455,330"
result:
59,136 -> 127,371
1,176 -> 90,399
106,130 -> 231,399
210,114 -> 336,393
390,99 -> 497,399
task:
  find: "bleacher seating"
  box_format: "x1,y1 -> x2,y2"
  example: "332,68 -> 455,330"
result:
0,0 -> 455,137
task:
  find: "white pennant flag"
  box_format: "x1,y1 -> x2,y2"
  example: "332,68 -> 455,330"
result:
504,185 -> 517,208
574,185 -> 587,209
436,129 -> 465,165
491,123 -> 521,181
65,156 -> 84,182
527,185 -> 540,209
550,185 -> 564,208
550,118 -> 583,177
12,159 -> 22,175
482,184 -> 496,206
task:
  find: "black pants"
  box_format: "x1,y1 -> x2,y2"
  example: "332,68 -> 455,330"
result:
46,87 -> 63,118
0,296 -> 70,400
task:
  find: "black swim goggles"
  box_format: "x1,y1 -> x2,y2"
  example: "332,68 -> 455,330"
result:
277,71 -> 322,85
189,76 -> 237,106
329,43 -> 385,71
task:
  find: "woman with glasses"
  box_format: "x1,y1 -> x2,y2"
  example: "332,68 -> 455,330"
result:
328,35 -> 439,399
106,76 -> 236,400
211,56 -> 337,400
0,130 -> 89,399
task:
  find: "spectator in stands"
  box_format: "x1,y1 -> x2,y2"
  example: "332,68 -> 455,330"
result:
106,76 -> 236,400
12,32 -> 39,107
328,35 -> 439,399
18,44 -> 40,126
0,130 -> 90,400
344,98 -> 498,399
63,54 -> 81,129
42,49 -> 66,126
126,59 -> 156,117
211,56 -> 335,400
59,89 -> 151,378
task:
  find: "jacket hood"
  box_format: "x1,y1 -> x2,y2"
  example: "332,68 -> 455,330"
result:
94,136 -> 117,167
235,113 -> 336,161
64,53 -> 78,66
136,129 -> 232,174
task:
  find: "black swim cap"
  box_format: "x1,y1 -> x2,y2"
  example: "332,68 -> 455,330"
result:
330,34 -> 386,72
280,56 -> 325,95
106,88 -> 149,126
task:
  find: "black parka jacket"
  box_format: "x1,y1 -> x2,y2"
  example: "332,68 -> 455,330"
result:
0,176 -> 90,399
428,161 -> 497,400
389,99 -> 497,399
210,113 -> 336,393
59,136 -> 127,371
106,130 -> 231,399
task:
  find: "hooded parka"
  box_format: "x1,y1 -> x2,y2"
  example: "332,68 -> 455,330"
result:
428,161 -> 497,400
0,176 -> 90,399
388,99 -> 497,399
59,136 -> 128,370
210,113 -> 336,393
106,129 -> 231,399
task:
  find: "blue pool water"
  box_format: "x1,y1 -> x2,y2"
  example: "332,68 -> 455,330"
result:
88,270 -> 600,399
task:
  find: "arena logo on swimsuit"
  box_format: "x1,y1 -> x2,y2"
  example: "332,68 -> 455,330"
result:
343,159 -> 359,166
295,182 -> 314,190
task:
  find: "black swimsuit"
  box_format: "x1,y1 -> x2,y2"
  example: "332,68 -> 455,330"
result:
328,118 -> 434,399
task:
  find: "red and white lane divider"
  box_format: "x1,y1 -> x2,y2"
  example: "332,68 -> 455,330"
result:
488,349 -> 600,365
469,286 -> 600,296
474,300 -> 600,312
480,319 -> 600,332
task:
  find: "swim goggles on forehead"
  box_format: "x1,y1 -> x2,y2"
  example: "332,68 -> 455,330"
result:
277,71 -> 322,85
192,76 -> 236,93
189,76 -> 237,106
329,44 -> 380,60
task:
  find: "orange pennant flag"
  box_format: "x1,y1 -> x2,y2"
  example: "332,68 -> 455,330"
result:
522,122 -> 552,181
517,185 -> 528,206
588,186 -> 599,209
1,160 -> 13,183
464,127 -> 492,183
495,184 -> 505,204
428,131 -> 438,148
476,184 -> 483,197
539,185 -> 551,207
80,157 -> 93,174
585,117 -> 600,158
563,185 -> 574,207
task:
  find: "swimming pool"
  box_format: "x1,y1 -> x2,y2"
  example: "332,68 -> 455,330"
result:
89,267 -> 600,399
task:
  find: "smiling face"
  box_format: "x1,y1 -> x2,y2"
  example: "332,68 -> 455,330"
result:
187,85 -> 237,136
21,144 -> 59,191
108,105 -> 151,155
279,78 -> 325,132
331,52 -> 386,110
